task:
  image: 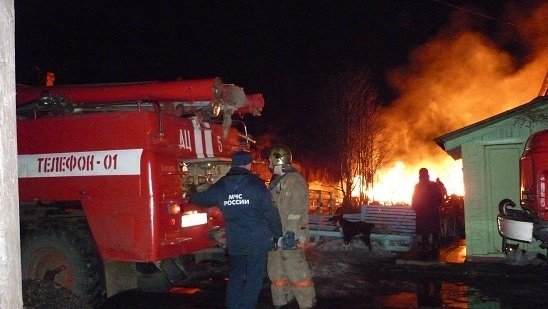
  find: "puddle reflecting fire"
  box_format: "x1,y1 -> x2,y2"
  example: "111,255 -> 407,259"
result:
169,287 -> 202,295
375,281 -> 493,309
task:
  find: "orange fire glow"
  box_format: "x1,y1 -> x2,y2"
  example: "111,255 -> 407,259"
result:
356,159 -> 464,205
364,2 -> 547,205
170,287 -> 202,295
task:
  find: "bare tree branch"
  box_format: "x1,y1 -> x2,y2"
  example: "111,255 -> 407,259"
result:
323,70 -> 389,212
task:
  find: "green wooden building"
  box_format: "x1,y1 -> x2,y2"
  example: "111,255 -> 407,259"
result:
435,96 -> 548,261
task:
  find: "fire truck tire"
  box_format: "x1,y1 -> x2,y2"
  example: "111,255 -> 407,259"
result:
20,225 -> 105,306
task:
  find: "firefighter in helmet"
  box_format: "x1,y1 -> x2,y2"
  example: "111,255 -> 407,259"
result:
267,145 -> 316,309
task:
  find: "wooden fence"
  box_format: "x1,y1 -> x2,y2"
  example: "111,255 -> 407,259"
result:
308,205 -> 416,252
360,205 -> 415,235
308,190 -> 338,215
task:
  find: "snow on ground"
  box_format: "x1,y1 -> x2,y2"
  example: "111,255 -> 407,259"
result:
313,237 -> 396,257
307,237 -> 399,298
503,249 -> 547,266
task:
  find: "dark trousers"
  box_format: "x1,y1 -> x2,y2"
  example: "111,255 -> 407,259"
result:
226,252 -> 268,309
419,232 -> 440,259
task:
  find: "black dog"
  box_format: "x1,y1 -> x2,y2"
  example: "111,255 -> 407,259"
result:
330,215 -> 375,250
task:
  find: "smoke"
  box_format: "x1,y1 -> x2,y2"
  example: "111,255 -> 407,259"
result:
381,1 -> 547,168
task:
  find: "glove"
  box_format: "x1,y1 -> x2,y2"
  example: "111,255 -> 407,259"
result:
281,231 -> 298,250
188,184 -> 198,194
272,236 -> 282,251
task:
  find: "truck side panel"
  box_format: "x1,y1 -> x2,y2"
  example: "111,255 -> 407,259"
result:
18,110 -> 237,262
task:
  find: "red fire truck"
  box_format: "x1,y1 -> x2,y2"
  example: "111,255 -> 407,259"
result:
16,78 -> 266,305
498,129 -> 548,252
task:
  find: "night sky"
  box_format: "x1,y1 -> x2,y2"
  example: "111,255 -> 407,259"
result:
14,0 -> 520,161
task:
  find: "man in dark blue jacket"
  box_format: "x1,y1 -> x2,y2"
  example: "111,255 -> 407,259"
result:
190,150 -> 282,309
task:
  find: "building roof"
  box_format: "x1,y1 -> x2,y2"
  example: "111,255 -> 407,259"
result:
435,96 -> 548,159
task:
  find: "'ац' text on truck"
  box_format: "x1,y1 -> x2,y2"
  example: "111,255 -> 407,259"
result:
16,78 -> 267,306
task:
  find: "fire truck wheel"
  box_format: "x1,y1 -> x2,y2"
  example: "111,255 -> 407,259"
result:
20,225 -> 105,306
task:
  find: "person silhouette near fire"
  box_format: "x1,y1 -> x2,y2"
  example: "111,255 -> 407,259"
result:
412,168 -> 444,260
436,177 -> 448,200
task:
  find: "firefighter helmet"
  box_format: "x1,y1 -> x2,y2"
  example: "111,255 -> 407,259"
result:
268,144 -> 292,168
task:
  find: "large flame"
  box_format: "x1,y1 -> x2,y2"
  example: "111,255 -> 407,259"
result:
355,159 -> 464,205
367,2 -> 547,205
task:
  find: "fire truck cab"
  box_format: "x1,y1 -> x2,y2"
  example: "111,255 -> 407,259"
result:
16,78 -> 266,305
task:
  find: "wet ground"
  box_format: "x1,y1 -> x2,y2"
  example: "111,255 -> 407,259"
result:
96,238 -> 548,308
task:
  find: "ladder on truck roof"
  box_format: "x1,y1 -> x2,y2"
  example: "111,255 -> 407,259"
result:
16,78 -> 264,119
